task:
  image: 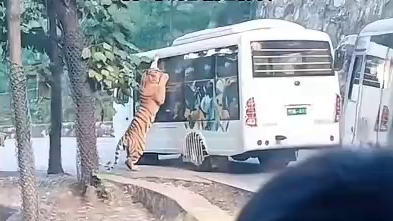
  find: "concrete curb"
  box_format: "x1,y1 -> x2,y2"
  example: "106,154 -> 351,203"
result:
97,173 -> 234,221
4,211 -> 21,221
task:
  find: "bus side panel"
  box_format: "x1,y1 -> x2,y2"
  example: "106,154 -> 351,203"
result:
194,121 -> 243,156
145,122 -> 186,154
144,122 -> 243,156
342,97 -> 359,144
355,86 -> 381,145
143,43 -> 245,157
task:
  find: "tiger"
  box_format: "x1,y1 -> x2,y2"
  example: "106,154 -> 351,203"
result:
105,56 -> 169,171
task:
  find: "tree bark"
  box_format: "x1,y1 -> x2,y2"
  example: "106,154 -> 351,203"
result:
6,0 -> 39,219
47,0 -> 64,175
53,0 -> 98,192
256,0 -> 393,47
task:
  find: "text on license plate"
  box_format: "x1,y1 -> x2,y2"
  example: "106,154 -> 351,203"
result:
287,107 -> 307,116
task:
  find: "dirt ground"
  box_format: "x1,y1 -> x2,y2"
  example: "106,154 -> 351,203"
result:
0,173 -> 157,221
139,177 -> 253,216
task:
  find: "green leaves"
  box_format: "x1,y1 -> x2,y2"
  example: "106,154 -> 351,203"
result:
82,39 -> 151,104
81,48 -> 92,59
93,52 -> 107,62
102,42 -> 112,50
101,0 -> 112,6
89,69 -> 98,78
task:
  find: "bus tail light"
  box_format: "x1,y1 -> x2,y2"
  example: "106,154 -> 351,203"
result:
374,105 -> 389,132
245,97 -> 257,127
334,94 -> 341,123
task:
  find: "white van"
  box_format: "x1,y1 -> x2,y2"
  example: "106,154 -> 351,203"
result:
342,18 -> 393,147
113,19 -> 341,171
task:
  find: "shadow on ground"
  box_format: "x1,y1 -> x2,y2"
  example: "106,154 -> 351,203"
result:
155,157 -> 266,174
0,205 -> 17,221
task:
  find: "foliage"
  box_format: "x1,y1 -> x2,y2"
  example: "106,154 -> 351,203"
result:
78,1 -> 228,105
0,0 -> 244,124
78,0 -> 152,104
0,0 -> 50,123
128,1 -> 222,50
20,0 -> 47,34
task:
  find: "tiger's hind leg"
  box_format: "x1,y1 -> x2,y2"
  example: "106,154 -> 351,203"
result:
127,150 -> 142,171
124,141 -> 140,171
125,157 -> 139,171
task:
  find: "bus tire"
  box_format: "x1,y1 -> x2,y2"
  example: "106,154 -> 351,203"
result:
136,153 -> 159,165
183,131 -> 212,172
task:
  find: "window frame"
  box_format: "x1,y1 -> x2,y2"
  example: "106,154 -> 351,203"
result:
140,45 -> 241,123
251,40 -> 334,78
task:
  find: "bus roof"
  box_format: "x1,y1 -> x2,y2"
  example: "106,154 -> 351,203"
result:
135,23 -> 331,60
172,19 -> 305,46
360,18 -> 393,36
136,28 -> 331,60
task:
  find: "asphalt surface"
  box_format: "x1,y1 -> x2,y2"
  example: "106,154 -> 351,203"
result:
0,137 -> 321,192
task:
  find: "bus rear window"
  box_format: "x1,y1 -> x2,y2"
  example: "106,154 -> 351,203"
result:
251,40 -> 333,77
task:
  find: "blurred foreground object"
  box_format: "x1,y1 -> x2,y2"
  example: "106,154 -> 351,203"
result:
237,149 -> 393,221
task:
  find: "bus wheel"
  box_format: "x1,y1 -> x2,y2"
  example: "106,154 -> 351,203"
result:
136,153 -> 159,165
183,131 -> 212,172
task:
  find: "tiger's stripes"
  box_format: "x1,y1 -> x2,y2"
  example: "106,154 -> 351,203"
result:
105,58 -> 169,171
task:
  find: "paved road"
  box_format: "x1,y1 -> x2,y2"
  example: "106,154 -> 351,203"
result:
0,137 -> 321,192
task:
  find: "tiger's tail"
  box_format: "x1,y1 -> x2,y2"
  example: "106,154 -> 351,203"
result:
104,138 -> 125,171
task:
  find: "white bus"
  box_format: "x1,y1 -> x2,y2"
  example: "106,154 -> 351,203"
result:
342,18 -> 393,147
113,19 -> 341,171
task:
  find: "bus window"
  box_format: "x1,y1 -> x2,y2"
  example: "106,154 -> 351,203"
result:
363,55 -> 383,88
371,33 -> 393,49
348,55 -> 363,101
185,52 -> 215,81
184,51 -> 216,129
251,40 -> 333,77
216,46 -> 240,120
153,46 -> 241,129
155,56 -> 186,122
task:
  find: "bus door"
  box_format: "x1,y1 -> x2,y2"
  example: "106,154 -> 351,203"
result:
343,50 -> 366,145
354,41 -> 391,147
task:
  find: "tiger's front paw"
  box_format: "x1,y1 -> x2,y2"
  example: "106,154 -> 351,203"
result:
161,73 -> 169,83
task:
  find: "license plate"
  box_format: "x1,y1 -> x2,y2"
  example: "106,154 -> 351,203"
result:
287,107 -> 307,116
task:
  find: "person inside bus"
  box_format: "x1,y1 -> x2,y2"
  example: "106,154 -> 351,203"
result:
222,78 -> 239,120
236,149 -> 393,221
200,80 -> 216,131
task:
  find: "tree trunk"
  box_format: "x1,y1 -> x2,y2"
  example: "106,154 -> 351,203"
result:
256,0 -> 393,47
6,0 -> 39,220
53,0 -> 98,191
47,0 -> 64,175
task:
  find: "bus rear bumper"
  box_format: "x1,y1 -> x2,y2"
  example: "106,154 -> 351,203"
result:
243,126 -> 341,153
